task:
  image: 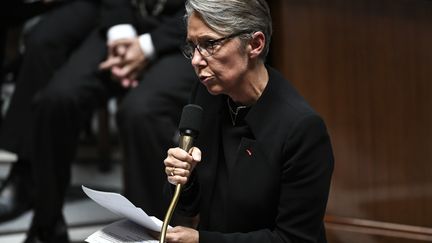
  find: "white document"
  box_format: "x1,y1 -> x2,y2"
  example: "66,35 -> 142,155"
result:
82,186 -> 169,243
85,219 -> 158,243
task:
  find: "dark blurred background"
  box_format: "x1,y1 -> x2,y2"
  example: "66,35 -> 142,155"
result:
269,0 -> 432,242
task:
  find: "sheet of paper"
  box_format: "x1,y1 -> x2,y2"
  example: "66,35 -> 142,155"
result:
85,219 -> 159,243
82,186 -> 164,232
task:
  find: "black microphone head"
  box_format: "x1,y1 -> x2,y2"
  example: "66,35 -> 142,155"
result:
179,104 -> 203,137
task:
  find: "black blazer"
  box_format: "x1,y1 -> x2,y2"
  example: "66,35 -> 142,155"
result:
177,66 -> 334,243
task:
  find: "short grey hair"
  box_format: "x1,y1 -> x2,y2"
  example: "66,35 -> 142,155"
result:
185,0 -> 272,60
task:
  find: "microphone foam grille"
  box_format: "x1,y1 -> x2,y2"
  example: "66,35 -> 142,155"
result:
179,104 -> 203,134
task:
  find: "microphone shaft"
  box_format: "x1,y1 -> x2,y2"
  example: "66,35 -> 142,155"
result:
159,135 -> 194,243
179,134 -> 194,152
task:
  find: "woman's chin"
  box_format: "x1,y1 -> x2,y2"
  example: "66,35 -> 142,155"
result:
204,85 -> 223,96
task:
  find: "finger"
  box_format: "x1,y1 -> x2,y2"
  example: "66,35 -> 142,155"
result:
167,167 -> 191,186
175,160 -> 192,171
165,166 -> 175,176
111,65 -> 124,78
167,148 -> 194,163
99,57 -> 122,70
164,156 -> 192,172
131,80 -> 139,88
167,176 -> 177,185
98,61 -> 110,70
122,69 -> 140,86
167,226 -> 183,233
121,79 -> 128,87
189,147 -> 202,163
167,174 -> 188,185
121,79 -> 131,88
111,66 -> 123,78
172,167 -> 191,177
165,230 -> 178,242
115,65 -> 134,79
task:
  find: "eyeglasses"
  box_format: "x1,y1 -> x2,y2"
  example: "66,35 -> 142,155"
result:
182,31 -> 251,59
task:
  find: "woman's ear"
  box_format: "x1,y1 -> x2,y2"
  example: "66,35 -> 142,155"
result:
248,31 -> 265,59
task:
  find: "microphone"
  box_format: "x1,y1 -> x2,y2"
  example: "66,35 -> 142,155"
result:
160,104 -> 203,243
178,104 -> 203,152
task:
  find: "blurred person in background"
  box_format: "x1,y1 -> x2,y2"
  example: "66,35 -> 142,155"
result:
0,0 -> 196,242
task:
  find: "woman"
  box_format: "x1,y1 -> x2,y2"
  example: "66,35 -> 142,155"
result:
163,0 -> 334,242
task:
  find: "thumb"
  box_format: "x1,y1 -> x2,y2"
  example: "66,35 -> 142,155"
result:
189,147 -> 202,163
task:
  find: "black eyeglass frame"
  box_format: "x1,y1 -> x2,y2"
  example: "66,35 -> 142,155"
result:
182,31 -> 252,59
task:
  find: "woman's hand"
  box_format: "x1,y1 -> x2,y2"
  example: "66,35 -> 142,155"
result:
165,226 -> 199,243
164,147 -> 201,185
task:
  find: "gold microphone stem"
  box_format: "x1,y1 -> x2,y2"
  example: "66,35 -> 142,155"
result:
159,135 -> 194,243
160,183 -> 181,243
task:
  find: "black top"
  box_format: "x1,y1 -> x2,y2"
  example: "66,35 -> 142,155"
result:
176,66 -> 334,243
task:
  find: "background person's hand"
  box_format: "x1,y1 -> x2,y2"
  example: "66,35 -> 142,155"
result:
110,38 -> 148,86
99,38 -> 147,88
99,38 -> 129,71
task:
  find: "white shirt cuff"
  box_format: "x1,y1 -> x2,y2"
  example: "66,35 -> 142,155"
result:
107,24 -> 137,42
138,33 -> 156,60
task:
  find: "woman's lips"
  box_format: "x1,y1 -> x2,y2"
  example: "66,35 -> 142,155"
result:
199,75 -> 211,84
